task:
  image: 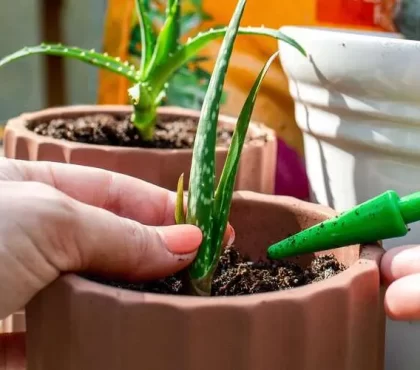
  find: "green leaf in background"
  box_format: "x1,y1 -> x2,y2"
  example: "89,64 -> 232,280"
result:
131,0 -> 217,109
135,0 -> 157,74
0,44 -> 138,82
164,56 -> 226,110
146,0 -> 181,77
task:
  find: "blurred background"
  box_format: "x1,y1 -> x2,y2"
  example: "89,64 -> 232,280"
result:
0,0 -> 107,125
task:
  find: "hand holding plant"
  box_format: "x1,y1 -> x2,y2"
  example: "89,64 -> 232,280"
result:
0,159 -> 205,320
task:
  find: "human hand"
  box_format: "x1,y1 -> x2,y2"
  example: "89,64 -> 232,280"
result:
381,244 -> 420,320
0,158 -> 235,321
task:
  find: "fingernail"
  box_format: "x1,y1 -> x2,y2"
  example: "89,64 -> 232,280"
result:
160,225 -> 202,254
227,225 -> 235,247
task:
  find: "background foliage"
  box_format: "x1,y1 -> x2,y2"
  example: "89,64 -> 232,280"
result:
128,0 -> 226,109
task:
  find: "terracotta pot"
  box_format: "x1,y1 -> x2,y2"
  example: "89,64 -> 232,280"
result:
4,105 -> 277,193
26,191 -> 385,370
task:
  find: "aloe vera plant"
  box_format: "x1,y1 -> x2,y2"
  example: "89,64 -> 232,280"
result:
0,0 -> 305,141
130,0 -> 218,109
175,0 -> 302,295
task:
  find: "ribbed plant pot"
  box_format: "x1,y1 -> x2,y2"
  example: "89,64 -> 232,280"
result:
4,105 -> 276,193
26,191 -> 385,370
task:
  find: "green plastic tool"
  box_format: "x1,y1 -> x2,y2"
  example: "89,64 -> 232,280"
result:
267,190 -> 420,259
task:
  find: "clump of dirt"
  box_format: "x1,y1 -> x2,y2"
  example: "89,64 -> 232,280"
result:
85,245 -> 346,296
27,113 -> 265,149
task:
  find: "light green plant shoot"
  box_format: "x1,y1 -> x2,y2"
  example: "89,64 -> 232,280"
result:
174,0 -> 300,295
175,173 -> 186,224
0,0 -> 305,141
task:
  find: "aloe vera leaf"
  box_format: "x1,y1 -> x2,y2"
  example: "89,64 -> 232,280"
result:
175,173 -> 186,224
0,44 -> 138,82
167,0 -> 181,51
148,26 -> 305,93
211,51 -> 280,266
186,0 -> 247,296
144,0 -> 181,77
135,0 -> 156,75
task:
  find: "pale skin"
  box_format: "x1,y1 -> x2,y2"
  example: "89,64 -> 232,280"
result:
0,158 -> 418,368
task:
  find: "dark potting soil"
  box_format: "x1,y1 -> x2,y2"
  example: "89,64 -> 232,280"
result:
27,113 -> 264,149
84,246 -> 346,296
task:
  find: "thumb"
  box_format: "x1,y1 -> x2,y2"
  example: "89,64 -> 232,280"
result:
62,201 -> 203,281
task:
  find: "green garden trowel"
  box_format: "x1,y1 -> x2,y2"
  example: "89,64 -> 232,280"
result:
267,190 -> 420,260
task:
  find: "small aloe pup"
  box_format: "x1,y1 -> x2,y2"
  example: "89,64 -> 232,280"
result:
175,0 -> 299,295
0,0 -> 305,140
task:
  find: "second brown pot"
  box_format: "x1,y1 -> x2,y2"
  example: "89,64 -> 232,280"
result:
4,105 -> 277,193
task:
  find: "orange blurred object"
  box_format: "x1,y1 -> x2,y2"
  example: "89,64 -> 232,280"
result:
317,0 -> 378,26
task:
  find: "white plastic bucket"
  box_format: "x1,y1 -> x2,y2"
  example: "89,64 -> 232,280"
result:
279,26 -> 420,370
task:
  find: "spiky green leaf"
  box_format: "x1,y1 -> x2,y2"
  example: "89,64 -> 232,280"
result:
211,51 -> 280,261
148,26 -> 306,93
0,44 -> 138,82
175,173 -> 186,224
144,0 -> 181,77
186,0 -> 247,295
167,0 -> 181,50
135,0 -> 157,75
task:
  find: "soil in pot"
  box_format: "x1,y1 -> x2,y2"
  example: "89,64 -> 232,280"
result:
84,245 -> 347,296
27,113 -> 268,149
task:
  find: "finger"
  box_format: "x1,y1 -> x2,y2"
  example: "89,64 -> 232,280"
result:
0,332 -> 26,370
380,245 -> 420,284
58,199 -> 203,281
1,159 -> 235,252
384,273 -> 420,321
0,159 -> 177,226
223,224 -> 236,248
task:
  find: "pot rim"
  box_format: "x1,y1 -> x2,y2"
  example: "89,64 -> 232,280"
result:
57,191 -> 383,308
279,25 -> 408,44
5,105 -> 276,154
